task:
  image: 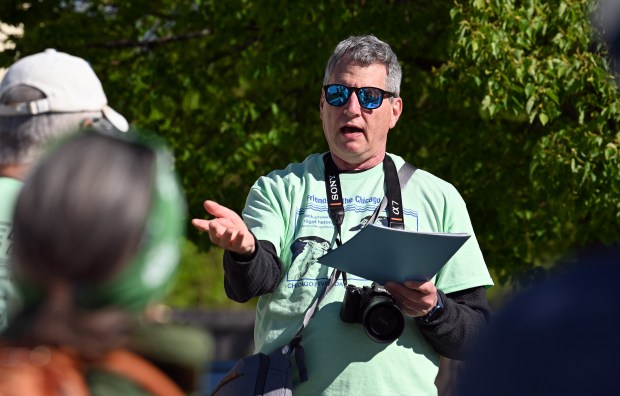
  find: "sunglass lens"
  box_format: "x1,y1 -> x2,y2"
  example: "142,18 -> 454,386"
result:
358,88 -> 383,109
326,85 -> 350,106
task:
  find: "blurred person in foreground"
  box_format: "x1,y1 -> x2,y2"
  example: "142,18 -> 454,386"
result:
456,244 -> 620,396
0,49 -> 129,329
592,0 -> 620,84
193,34 -> 493,395
0,130 -> 211,395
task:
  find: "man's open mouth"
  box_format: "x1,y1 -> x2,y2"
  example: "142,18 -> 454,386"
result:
341,126 -> 363,133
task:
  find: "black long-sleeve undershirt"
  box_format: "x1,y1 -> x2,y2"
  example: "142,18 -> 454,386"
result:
223,238 -> 491,360
223,238 -> 284,303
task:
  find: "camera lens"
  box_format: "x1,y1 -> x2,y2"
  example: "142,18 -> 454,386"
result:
362,296 -> 405,343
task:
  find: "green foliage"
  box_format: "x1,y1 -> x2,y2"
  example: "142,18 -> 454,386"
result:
438,0 -> 620,284
1,0 -> 619,302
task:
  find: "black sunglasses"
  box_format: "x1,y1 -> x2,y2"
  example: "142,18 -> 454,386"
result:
323,84 -> 396,110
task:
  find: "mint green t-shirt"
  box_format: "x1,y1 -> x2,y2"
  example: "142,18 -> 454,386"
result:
0,177 -> 22,331
242,153 -> 493,396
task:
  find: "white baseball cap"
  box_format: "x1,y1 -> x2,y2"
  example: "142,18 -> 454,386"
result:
0,49 -> 128,132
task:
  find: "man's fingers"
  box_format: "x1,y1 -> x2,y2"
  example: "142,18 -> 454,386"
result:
191,218 -> 211,232
404,280 -> 426,290
192,217 -> 234,233
385,281 -> 437,317
385,281 -> 417,298
206,219 -> 232,241
204,219 -> 254,254
230,228 -> 244,244
398,298 -> 425,313
193,200 -> 254,254
203,200 -> 242,223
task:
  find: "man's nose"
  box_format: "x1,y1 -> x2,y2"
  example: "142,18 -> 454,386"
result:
343,91 -> 362,115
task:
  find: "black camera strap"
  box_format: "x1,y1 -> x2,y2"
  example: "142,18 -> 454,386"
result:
382,154 -> 405,230
323,153 -> 407,234
367,161 -> 417,225
323,153 -> 416,285
323,155 -> 346,247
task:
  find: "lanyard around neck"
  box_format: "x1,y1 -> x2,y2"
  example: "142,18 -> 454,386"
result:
323,153 -> 405,235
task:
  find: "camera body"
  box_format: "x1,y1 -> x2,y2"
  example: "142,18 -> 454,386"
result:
340,282 -> 405,343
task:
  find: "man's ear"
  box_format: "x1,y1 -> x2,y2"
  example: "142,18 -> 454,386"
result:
389,97 -> 403,129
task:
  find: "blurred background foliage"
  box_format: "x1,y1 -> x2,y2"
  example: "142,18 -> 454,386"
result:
1,0 -> 618,309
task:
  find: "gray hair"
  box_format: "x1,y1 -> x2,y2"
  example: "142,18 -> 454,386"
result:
0,86 -> 108,167
323,35 -> 402,97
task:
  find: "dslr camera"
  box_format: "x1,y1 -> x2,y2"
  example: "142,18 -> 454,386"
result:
340,282 -> 405,343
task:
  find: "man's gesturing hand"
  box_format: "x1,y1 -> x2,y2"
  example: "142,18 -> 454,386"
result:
191,200 -> 256,256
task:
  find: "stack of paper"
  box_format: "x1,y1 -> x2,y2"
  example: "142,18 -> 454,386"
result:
317,224 -> 470,284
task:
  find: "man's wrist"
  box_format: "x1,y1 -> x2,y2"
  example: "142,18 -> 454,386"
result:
227,232 -> 258,262
416,291 -> 445,324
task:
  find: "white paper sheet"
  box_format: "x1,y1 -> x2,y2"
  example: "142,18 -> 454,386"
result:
317,223 -> 470,284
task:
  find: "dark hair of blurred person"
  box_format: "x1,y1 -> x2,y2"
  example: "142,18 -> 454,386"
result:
0,129 -> 210,395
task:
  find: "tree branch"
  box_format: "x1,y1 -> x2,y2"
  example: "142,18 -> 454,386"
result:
90,28 -> 211,49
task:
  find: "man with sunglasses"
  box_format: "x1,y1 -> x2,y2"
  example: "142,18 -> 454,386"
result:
194,35 -> 493,395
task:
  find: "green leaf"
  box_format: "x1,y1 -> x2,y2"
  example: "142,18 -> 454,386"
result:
539,112 -> 549,125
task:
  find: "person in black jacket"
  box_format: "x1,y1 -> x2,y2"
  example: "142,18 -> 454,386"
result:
193,34 -> 493,395
456,244 -> 620,396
